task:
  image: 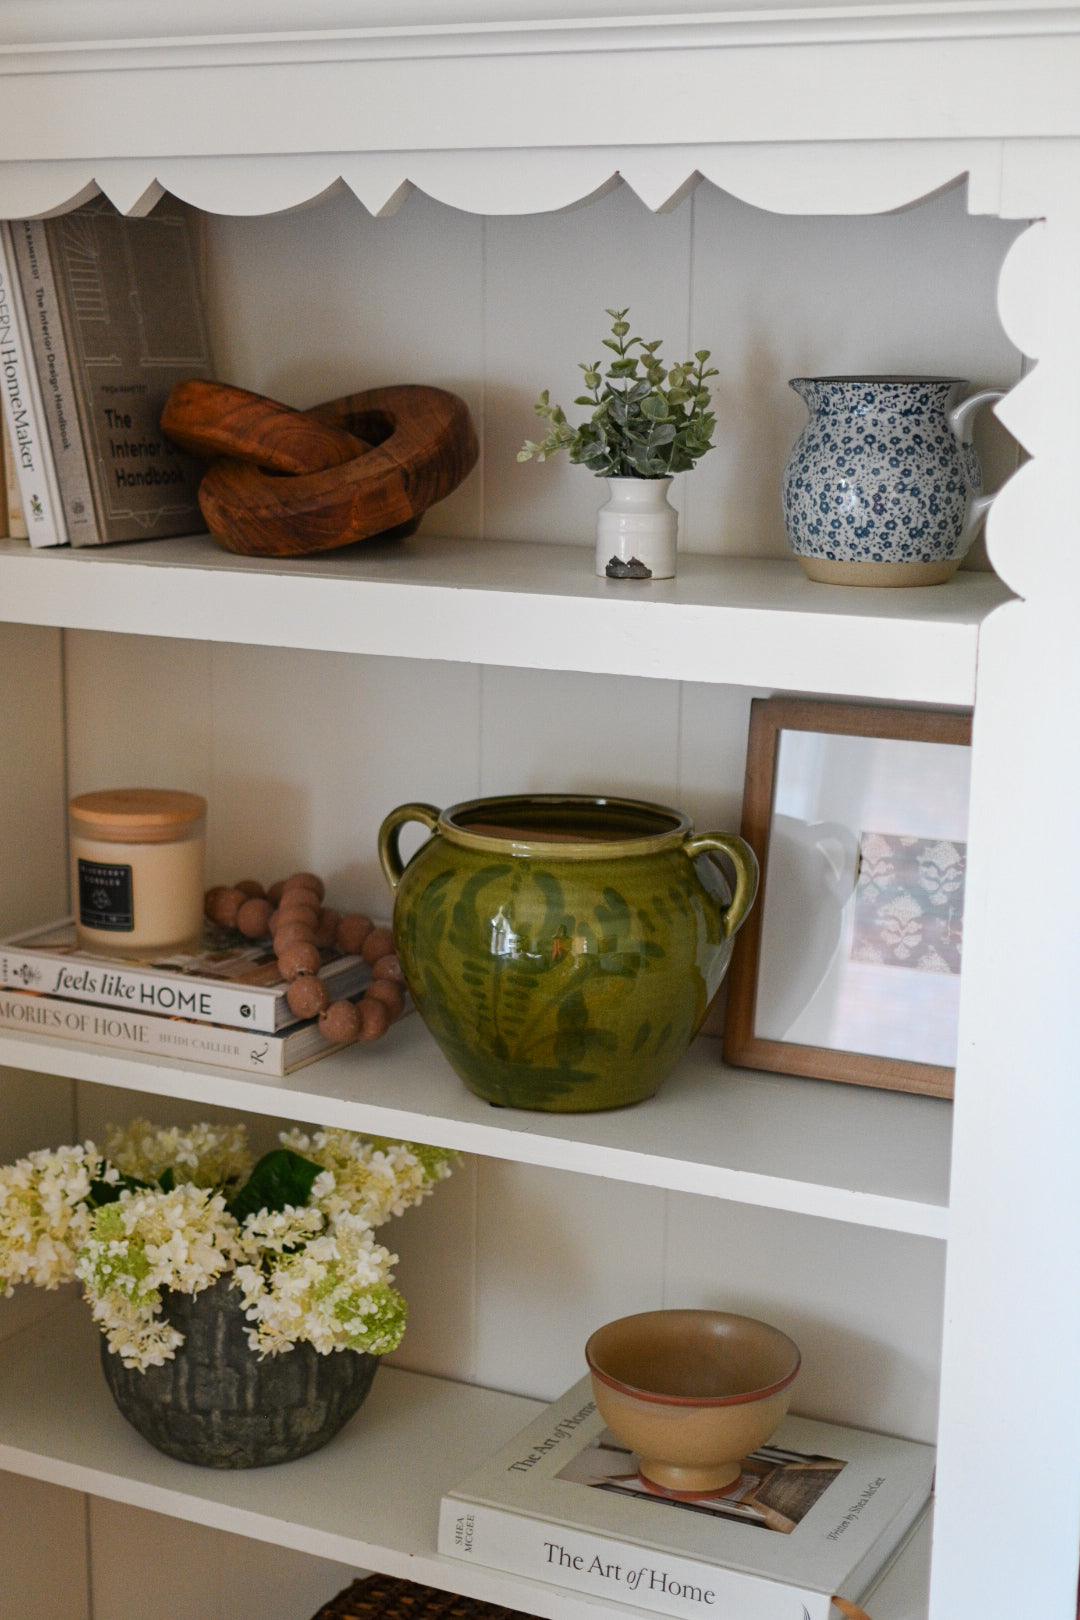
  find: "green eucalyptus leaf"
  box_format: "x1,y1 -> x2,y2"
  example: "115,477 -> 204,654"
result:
640,394 -> 669,420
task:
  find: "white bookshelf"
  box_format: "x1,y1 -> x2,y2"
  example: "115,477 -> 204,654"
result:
0,1304 -> 931,1620
0,1022 -> 950,1237
0,534 -> 1007,702
0,7 -> 1077,1620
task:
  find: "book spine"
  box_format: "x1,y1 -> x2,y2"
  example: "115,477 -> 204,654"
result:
437,1500 -> 831,1620
0,225 -> 65,547
0,988 -> 292,1075
0,944 -> 279,1030
10,218 -> 99,544
3,418 -> 27,537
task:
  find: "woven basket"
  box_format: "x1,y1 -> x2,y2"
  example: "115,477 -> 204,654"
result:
314,1572 -> 536,1619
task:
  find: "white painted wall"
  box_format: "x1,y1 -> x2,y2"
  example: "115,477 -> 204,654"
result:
5,184 -> 1018,1617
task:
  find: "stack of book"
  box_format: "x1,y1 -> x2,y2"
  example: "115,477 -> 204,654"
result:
0,195 -> 212,549
0,919 -> 373,1075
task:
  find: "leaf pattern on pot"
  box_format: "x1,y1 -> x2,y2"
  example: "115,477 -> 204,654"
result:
395,838 -> 739,1111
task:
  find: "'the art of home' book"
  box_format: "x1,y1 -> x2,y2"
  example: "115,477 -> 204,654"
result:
439,1375 -> 934,1620
0,919 -> 367,1033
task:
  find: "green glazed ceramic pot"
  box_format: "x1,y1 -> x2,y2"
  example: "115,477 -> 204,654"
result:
379,794 -> 758,1113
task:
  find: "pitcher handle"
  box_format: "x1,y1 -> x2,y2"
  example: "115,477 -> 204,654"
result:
378,802 -> 441,892
683,831 -> 759,941
947,387 -> 1006,552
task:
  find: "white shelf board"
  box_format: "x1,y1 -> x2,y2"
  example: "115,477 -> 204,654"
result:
0,1022 -> 950,1238
0,533 -> 1009,702
0,1305 -> 930,1620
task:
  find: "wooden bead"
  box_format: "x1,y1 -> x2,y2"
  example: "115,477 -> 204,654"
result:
209,887 -> 247,929
275,904 -> 320,932
319,999 -> 362,1045
204,885 -> 227,919
286,975 -> 330,1021
276,941 -> 321,981
273,921 -> 317,952
315,907 -> 341,949
372,953 -> 403,983
335,914 -> 373,955
277,892 -> 319,917
361,927 -> 395,965
237,897 -> 273,939
235,878 -> 265,899
367,979 -> 405,1021
359,995 -> 390,1042
282,872 -> 325,901
267,880 -> 287,905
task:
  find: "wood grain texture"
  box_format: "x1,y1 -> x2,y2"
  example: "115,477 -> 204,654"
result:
161,379 -> 369,473
198,385 -> 478,557
723,697 -> 972,1100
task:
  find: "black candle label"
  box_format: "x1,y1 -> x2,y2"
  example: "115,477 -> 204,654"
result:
78,859 -> 135,932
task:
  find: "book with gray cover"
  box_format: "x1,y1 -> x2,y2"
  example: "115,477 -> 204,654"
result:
41,194 -> 212,544
439,1374 -> 934,1620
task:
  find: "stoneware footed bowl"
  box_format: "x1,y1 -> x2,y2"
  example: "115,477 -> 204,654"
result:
585,1309 -> 801,1499
379,794 -> 758,1113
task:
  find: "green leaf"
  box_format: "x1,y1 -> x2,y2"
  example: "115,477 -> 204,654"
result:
228,1149 -> 322,1224
601,337 -> 623,353
639,394 -> 669,421
694,349 -> 711,363
87,1167 -> 150,1208
157,1167 -> 176,1193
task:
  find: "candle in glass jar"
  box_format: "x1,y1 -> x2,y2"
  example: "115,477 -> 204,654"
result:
69,789 -> 207,956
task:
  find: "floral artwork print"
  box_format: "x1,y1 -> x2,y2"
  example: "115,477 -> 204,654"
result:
851,832 -> 966,975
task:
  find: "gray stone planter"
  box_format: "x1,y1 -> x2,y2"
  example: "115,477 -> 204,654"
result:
100,1277 -> 378,1468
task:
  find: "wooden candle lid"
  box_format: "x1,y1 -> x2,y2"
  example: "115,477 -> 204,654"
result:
69,789 -> 207,844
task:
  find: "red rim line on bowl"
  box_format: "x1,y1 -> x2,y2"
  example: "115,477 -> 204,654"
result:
585,1341 -> 801,1408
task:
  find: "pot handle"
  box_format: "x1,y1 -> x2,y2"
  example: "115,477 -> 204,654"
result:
378,802 -> 441,892
946,386 -> 1006,552
682,831 -> 759,941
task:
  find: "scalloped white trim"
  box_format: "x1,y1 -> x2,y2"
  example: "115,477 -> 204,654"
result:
0,141 -> 1007,222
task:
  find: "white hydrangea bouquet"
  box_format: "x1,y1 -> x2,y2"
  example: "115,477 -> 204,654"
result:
0,1120 -> 454,1372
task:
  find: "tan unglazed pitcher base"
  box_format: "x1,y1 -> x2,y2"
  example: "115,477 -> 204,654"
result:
797,556 -> 961,587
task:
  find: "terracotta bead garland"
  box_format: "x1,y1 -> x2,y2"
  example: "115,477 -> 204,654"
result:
204,870 -> 404,1047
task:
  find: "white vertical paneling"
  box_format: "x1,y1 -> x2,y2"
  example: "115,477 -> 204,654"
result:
0,630 -> 87,1617
204,190 -> 484,538
685,182 -> 1024,560
0,1475 -> 88,1620
63,631 -> 213,803
483,183 -> 693,547
663,1195 -> 945,1443
206,645 -> 480,909
0,624 -> 68,930
473,1160 -> 667,1401
478,664 -> 681,802
387,1154 -> 477,1383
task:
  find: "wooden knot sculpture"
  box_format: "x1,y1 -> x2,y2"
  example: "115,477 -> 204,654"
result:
161,378 -> 478,558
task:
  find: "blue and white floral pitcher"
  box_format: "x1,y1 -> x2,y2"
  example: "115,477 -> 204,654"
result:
782,376 -> 1005,586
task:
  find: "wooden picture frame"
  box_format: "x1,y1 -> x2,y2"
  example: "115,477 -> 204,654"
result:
723,698 -> 972,1100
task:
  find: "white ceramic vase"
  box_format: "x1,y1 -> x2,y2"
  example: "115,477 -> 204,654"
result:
595,476 -> 678,581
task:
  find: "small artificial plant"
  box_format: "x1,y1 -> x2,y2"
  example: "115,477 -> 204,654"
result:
0,1120 -> 454,1370
518,307 -> 718,479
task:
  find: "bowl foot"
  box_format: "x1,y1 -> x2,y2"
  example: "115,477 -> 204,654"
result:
639,1458 -> 742,1497
637,1468 -> 745,1503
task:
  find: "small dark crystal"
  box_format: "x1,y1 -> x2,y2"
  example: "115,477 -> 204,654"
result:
605,555 -> 653,580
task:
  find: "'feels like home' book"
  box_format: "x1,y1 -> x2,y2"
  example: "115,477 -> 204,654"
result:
0,919 -> 367,1033
439,1375 -> 934,1620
